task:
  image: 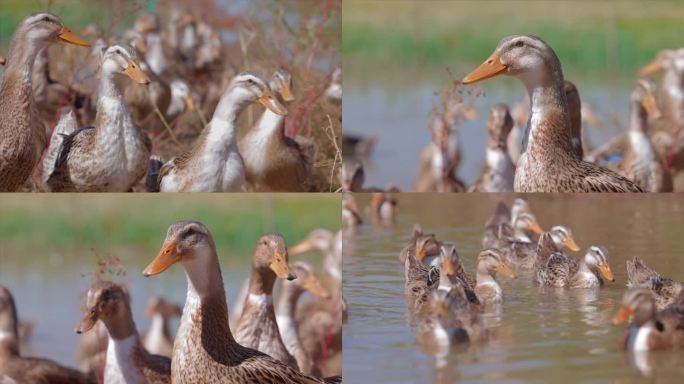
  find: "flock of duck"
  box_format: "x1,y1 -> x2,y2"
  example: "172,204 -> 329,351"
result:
342,35 -> 684,193
0,224 -> 344,383
0,10 -> 341,192
392,198 -> 684,355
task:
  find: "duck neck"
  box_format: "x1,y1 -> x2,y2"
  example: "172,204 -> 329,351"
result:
95,69 -> 133,141
254,106 -> 285,140
0,310 -> 19,357
628,102 -> 654,160
102,303 -> 138,341
149,312 -> 171,341
522,69 -> 573,155
182,250 -> 236,344
248,264 -> 276,297
275,282 -> 303,319
203,86 -> 251,151
5,29 -> 47,82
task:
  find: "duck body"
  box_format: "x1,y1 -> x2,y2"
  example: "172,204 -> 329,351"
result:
535,243 -> 613,288
469,104 -> 515,192
627,257 -> 684,310
45,45 -> 150,191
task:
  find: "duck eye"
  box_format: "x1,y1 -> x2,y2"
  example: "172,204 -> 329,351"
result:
262,240 -> 268,246
515,40 -> 524,48
247,78 -> 255,84
43,17 -> 50,22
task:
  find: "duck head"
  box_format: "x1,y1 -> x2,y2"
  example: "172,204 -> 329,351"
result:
341,158 -> 365,192
0,285 -> 19,353
439,243 -> 459,278
270,68 -> 295,103
289,229 -> 334,255
101,44 -> 150,84
143,221 -> 215,277
463,35 -> 561,89
613,288 -> 656,326
639,48 -> 684,77
549,225 -> 580,251
477,248 -> 515,279
487,104 -> 513,150
253,234 -> 297,281
510,198 -> 530,219
76,281 -> 130,335
170,79 -> 198,112
288,261 -> 329,298
512,212 -> 544,236
227,72 -> 288,116
584,245 -> 615,282
15,13 -> 90,50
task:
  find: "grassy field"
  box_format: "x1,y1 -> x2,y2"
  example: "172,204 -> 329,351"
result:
0,194 -> 340,268
343,0 -> 684,82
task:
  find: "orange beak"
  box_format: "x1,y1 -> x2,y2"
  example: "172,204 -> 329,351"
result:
0,56 -> 5,66
612,305 -> 633,325
529,220 -> 544,235
564,236 -> 581,252
416,245 -> 426,262
124,59 -> 151,85
143,241 -> 180,276
497,262 -> 516,279
58,27 -> 90,47
258,89 -> 288,116
599,261 -> 615,282
441,255 -> 456,276
462,51 -> 507,84
279,79 -> 295,102
270,252 -> 297,280
642,91 -> 662,119
75,310 -> 98,334
288,239 -> 313,256
303,274 -> 330,298
639,59 -> 663,76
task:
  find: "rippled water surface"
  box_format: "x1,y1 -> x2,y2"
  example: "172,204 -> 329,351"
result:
343,194 -> 684,383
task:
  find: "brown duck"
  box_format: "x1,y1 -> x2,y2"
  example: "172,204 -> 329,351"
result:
76,281 -> 171,384
463,35 -> 642,192
142,221 -> 341,383
627,257 -> 683,310
0,13 -> 89,191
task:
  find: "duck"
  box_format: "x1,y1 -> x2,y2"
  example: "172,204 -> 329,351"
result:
613,288 -> 684,351
31,47 -> 75,138
142,296 -> 182,358
413,113 -> 467,192
153,72 -> 287,192
398,224 -> 442,265
0,55 -> 5,66
0,285 -> 93,384
342,134 -> 375,158
275,261 -> 330,375
639,48 -> 684,125
75,319 -> 107,380
510,212 -> 544,243
481,199 -> 531,248
563,80 -> 585,159
342,192 -> 362,229
0,12 -> 89,191
234,234 -> 299,369
43,44 -> 151,191
428,243 -> 479,305
474,249 -> 515,303
500,225 -> 579,270
240,69 -> 313,192
468,104 -> 515,192
618,79 -> 672,192
404,236 -> 438,315
142,221 -> 340,383
369,192 -> 397,224
534,238 -> 615,288
462,35 -> 642,192
76,281 -> 171,384
626,257 -> 683,310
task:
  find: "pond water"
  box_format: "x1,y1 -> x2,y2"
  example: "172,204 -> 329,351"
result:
343,194 -> 684,383
344,76 -> 632,191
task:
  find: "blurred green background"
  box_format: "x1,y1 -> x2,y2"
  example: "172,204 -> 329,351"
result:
343,0 -> 684,83
0,194 -> 340,268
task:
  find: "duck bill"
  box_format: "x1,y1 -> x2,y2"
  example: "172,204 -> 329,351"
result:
0,56 -> 5,66
462,51 -> 507,84
288,239 -> 313,256
279,80 -> 295,102
639,59 -> 662,76
258,91 -> 288,116
612,305 -> 633,325
564,237 -> 581,252
125,59 -> 151,85
75,311 -> 97,334
270,252 -> 297,280
303,275 -> 330,298
599,262 -> 615,282
497,262 -> 516,279
143,241 -> 180,276
58,27 -> 91,47
529,221 -> 544,235
441,256 -> 456,276
642,92 -> 662,119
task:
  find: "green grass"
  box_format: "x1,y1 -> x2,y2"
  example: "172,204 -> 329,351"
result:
343,0 -> 684,80
0,194 -> 340,266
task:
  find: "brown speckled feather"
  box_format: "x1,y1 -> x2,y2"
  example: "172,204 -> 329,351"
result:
626,257 -> 684,310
